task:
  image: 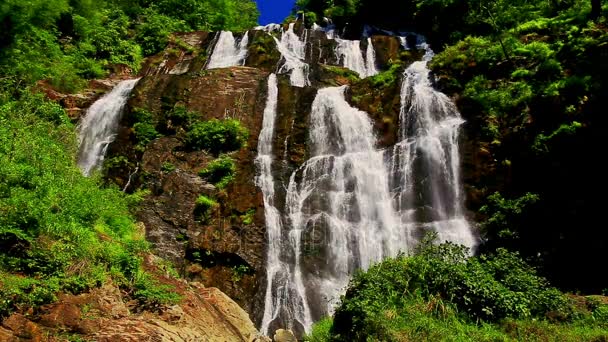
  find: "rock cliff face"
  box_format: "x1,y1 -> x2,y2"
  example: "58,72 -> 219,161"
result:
101,23 -> 479,330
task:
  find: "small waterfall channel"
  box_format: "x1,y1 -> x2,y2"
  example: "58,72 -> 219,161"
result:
77,79 -> 139,176
207,31 -> 250,69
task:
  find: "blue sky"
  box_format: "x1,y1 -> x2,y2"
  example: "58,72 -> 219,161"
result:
256,0 -> 296,25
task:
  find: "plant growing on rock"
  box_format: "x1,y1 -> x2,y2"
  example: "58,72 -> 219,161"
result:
185,119 -> 248,155
194,195 -> 218,222
131,108 -> 161,150
198,155 -> 236,189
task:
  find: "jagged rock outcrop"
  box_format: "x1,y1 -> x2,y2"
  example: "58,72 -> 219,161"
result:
0,255 -> 266,342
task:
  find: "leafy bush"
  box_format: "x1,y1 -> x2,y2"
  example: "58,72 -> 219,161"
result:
0,0 -> 260,93
479,192 -> 540,250
331,234 -> 569,341
240,208 -> 256,225
132,271 -> 181,310
185,119 -> 248,155
304,317 -> 333,342
131,108 -> 161,149
198,155 -> 236,189
161,162 -> 176,173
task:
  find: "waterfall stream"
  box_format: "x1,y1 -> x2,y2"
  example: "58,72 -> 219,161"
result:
274,23 -> 310,87
258,43 -> 476,334
77,79 -> 139,176
335,38 -> 378,78
392,45 -> 476,248
207,31 -> 250,69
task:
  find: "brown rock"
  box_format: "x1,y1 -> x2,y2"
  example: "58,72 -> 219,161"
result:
2,314 -> 42,340
273,329 -> 297,342
38,303 -> 82,330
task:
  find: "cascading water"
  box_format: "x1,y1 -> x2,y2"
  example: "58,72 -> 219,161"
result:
258,73 -> 313,335
207,31 -> 249,69
391,45 -> 476,248
334,38 -> 378,78
258,39 -> 476,335
259,85 -> 405,335
77,79 -> 139,176
274,23 -> 310,87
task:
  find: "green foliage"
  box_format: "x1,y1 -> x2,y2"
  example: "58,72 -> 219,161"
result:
132,271 -> 181,309
240,208 -> 256,225
533,121 -> 583,154
0,0 -> 260,92
198,155 -> 236,189
480,192 -> 540,248
185,119 -> 248,155
304,317 -> 333,342
230,264 -> 251,283
159,105 -> 200,134
368,63 -> 402,88
0,90 -> 174,317
428,1 -> 608,292
131,108 -> 161,149
194,195 -> 218,222
135,9 -> 188,56
161,162 -> 176,173
321,65 -> 359,83
331,234 -> 570,340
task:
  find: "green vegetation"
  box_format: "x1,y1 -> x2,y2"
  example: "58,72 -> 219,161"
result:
230,264 -> 251,283
199,155 -> 236,189
194,195 -> 218,222
428,1 -> 607,291
302,0 -> 608,293
304,317 -> 333,342
185,119 -> 249,155
0,0 -> 259,93
240,208 -> 256,225
164,106 -> 198,131
322,65 -> 360,83
308,235 -> 608,341
131,108 -> 162,150
161,162 -> 176,173
0,91 -> 177,317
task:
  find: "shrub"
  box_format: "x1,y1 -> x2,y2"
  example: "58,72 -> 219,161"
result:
165,105 -> 197,129
131,108 -> 161,149
331,234 -> 569,341
194,195 -> 218,222
185,119 -> 248,155
132,271 -> 181,310
198,155 -> 236,189
304,317 -> 333,342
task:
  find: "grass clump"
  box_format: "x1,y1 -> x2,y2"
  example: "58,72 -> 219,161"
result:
194,195 -> 218,223
198,155 -> 236,189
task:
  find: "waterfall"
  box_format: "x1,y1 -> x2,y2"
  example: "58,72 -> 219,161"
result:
257,74 -> 312,335
77,79 -> 139,176
207,31 -> 249,69
260,86 -> 404,335
391,46 -> 476,248
258,40 -> 476,334
274,23 -> 310,87
335,38 -> 378,78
